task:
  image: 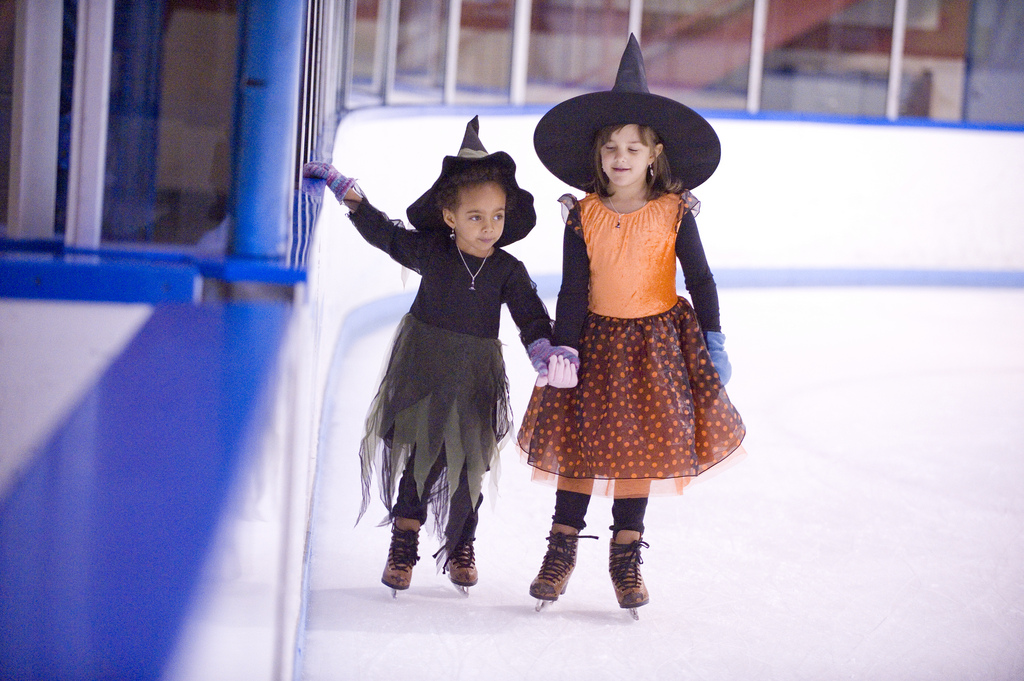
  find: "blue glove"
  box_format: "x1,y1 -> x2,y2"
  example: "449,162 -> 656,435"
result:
527,338 -> 580,378
302,161 -> 357,203
704,331 -> 732,385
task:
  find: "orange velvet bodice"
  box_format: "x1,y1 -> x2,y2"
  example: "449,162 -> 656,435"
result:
578,192 -> 689,319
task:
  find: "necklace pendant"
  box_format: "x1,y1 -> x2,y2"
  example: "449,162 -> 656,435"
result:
456,246 -> 487,293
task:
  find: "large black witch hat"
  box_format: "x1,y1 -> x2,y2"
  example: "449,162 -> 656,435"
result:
534,34 -> 720,191
407,116 -> 537,247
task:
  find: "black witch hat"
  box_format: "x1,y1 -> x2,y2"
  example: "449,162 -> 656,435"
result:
534,34 -> 721,192
407,116 -> 537,247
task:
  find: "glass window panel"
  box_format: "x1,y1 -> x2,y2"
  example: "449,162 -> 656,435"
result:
3,2 -> 77,239
457,0 -> 514,104
392,0 -> 448,103
102,0 -> 237,247
350,0 -> 386,105
896,0 -> 968,121
525,0 -> 632,103
963,0 -> 1024,125
56,5 -> 75,236
761,0 -> 896,117
524,1 -> 753,109
640,0 -> 754,110
1,0 -> 16,233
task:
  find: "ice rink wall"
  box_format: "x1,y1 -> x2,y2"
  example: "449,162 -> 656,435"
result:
3,107 -> 1023,681
315,107 -> 1024,320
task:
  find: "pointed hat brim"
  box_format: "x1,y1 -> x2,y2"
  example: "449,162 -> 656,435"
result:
533,35 -> 721,191
407,116 -> 537,247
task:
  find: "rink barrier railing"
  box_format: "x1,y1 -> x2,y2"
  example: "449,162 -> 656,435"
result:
327,102 -> 1024,134
0,302 -> 290,679
316,267 -> 1024,387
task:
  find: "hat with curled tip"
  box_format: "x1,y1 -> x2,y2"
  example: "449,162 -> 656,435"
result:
533,34 -> 721,192
406,115 -> 537,247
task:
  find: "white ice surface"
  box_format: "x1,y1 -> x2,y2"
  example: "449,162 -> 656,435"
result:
301,287 -> 1024,681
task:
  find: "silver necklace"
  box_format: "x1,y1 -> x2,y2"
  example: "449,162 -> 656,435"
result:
606,196 -> 623,228
607,196 -> 647,228
456,247 -> 487,291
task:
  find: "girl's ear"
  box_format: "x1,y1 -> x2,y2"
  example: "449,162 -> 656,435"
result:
653,142 -> 665,160
442,208 -> 457,228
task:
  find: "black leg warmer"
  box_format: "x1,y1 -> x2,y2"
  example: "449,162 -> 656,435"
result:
610,496 -> 648,534
552,489 -> 592,531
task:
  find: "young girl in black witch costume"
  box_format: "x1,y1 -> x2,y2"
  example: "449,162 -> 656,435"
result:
518,36 -> 746,618
303,117 -> 578,596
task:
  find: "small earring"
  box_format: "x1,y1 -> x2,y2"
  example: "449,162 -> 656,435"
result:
647,164 -> 654,180
449,229 -> 455,240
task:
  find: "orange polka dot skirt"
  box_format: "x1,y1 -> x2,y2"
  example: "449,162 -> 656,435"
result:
517,297 -> 746,497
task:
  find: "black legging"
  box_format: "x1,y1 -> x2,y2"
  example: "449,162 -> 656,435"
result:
393,451 -> 481,544
552,489 -> 648,534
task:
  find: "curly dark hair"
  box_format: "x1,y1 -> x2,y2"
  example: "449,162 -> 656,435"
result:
589,123 -> 684,198
434,162 -> 512,213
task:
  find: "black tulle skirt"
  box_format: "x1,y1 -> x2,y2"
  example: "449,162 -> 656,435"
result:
357,314 -> 511,566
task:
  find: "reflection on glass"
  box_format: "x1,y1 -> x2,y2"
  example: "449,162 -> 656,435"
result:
456,0 -> 514,104
341,0 -> 1022,125
103,1 -> 237,247
1,1 -> 14,232
525,0 -> 631,102
523,1 -> 752,109
393,0 -> 447,103
761,0 -> 896,117
898,0 -> 968,121
350,0 -> 384,104
349,0 -> 449,105
963,0 -> 1024,124
640,0 -> 754,110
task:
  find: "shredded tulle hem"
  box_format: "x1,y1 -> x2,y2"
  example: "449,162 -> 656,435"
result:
356,314 -> 510,567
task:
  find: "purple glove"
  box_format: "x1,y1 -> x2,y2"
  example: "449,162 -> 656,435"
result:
527,338 -> 580,377
302,162 -> 357,203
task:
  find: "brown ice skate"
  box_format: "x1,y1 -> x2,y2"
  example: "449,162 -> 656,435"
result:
446,540 -> 478,594
530,531 -> 596,611
382,524 -> 420,596
609,537 -> 650,619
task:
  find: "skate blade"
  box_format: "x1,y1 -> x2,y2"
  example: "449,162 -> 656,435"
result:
453,584 -> 471,597
535,599 -> 555,612
628,607 -> 639,621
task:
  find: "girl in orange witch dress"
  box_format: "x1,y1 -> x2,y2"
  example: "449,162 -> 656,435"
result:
518,34 -> 746,617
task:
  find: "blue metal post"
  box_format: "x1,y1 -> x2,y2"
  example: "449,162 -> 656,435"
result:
230,0 -> 307,259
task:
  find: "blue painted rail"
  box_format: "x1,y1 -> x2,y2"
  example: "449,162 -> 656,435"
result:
0,301 -> 289,680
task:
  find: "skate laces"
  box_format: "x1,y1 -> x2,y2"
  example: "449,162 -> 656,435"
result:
388,527 -> 420,569
445,541 -> 475,571
609,539 -> 649,589
537,532 -> 597,583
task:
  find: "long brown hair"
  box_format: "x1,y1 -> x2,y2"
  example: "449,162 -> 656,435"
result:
589,124 -> 684,198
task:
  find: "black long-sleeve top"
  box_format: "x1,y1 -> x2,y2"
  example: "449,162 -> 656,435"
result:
553,206 -> 721,348
348,200 -> 552,347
